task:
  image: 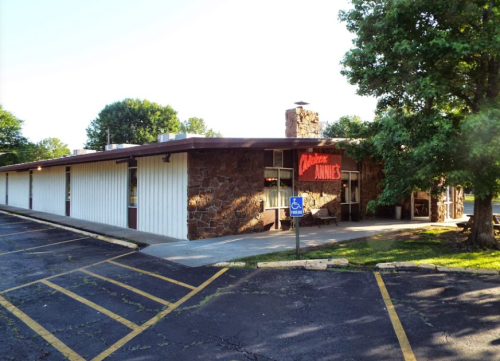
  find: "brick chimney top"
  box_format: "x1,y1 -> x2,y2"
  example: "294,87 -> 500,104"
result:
285,107 -> 320,138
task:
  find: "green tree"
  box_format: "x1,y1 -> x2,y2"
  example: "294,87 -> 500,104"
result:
85,99 -> 180,150
340,0 -> 500,248
34,138 -> 70,160
179,117 -> 222,137
450,103 -> 500,248
323,115 -> 364,138
0,105 -> 33,166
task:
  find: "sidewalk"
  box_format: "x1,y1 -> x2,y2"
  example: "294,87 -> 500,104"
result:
141,218 -> 464,267
0,204 -> 464,267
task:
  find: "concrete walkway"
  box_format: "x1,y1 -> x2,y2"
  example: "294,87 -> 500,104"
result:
141,218 -> 464,267
0,205 -> 181,246
0,204 -> 465,267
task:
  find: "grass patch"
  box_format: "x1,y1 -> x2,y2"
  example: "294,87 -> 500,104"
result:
233,227 -> 500,270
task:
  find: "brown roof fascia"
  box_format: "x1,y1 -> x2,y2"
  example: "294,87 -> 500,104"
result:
0,137 -> 342,172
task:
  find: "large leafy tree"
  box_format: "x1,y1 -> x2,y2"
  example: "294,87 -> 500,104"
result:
340,0 -> 500,248
179,117 -> 222,137
34,138 -> 70,160
0,106 -> 33,166
323,115 -> 364,138
85,99 -> 180,150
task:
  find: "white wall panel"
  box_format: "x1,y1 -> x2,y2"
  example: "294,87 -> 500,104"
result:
0,173 -> 6,205
8,172 -> 29,209
137,153 -> 188,240
72,161 -> 127,228
32,166 -> 66,216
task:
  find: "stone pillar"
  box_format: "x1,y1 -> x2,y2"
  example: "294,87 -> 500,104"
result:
285,107 -> 320,138
430,178 -> 445,222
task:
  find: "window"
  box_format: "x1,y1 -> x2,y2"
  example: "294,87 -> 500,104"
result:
264,168 -> 293,209
29,170 -> 33,198
273,150 -> 283,167
65,167 -> 71,201
128,167 -> 138,207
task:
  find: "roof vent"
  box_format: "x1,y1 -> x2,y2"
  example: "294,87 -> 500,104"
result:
174,133 -> 205,140
157,133 -> 177,143
73,149 -> 97,156
105,144 -> 139,151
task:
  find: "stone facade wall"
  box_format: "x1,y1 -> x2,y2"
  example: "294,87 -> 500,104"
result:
295,181 -> 342,226
187,150 -> 265,240
454,187 -> 464,218
285,108 -> 320,138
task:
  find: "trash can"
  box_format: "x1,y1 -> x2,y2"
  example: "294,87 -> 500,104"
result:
395,206 -> 402,220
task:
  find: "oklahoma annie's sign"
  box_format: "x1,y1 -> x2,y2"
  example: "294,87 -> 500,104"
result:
298,152 -> 341,182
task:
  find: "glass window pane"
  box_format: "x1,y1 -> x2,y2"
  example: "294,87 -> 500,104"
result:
264,188 -> 278,208
273,151 -> 283,167
264,169 -> 278,178
280,170 -> 292,179
66,172 -> 71,201
280,188 -> 293,207
129,168 -> 138,207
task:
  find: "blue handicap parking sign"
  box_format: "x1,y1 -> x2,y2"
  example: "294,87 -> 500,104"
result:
289,197 -> 304,217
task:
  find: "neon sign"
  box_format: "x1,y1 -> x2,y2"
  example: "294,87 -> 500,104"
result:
298,152 -> 341,182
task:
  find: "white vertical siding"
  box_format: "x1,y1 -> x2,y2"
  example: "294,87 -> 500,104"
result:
8,172 -> 29,209
137,153 -> 188,240
32,166 -> 66,216
0,173 -> 5,205
72,161 -> 128,228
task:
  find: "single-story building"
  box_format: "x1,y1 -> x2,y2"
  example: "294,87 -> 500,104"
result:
0,107 -> 463,240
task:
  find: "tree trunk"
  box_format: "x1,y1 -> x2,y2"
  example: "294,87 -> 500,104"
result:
467,194 -> 500,249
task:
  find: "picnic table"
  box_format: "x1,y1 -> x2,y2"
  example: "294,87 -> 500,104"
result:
457,214 -> 500,234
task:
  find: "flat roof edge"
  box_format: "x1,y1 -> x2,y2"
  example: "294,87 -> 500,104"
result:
0,137 -> 344,172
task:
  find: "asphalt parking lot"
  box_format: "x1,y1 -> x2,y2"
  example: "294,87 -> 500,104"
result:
1,212 -> 500,361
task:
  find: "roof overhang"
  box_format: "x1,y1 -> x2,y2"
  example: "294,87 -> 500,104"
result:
0,137 -> 346,172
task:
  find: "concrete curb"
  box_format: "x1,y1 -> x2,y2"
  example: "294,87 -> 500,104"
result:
257,258 -> 349,271
212,262 -> 246,268
375,262 -> 500,275
0,210 -> 139,250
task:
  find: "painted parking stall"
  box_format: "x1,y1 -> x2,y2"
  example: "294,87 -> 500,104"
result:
0,213 -> 228,360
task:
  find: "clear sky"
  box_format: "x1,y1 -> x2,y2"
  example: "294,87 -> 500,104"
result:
1,0 -> 377,150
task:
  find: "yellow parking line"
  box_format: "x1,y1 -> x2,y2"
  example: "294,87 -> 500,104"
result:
0,294 -> 85,361
0,251 -> 137,295
0,228 -> 53,237
107,260 -> 196,290
41,280 -> 139,330
374,272 -> 417,361
81,269 -> 173,307
91,267 -> 228,361
0,237 -> 90,256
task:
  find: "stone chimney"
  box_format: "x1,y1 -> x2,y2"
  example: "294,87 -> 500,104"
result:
285,107 -> 320,138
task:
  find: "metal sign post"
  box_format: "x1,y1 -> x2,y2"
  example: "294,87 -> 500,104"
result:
289,196 -> 304,260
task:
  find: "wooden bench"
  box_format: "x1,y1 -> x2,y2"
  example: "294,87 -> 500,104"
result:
457,221 -> 500,235
456,222 -> 471,233
311,208 -> 338,227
